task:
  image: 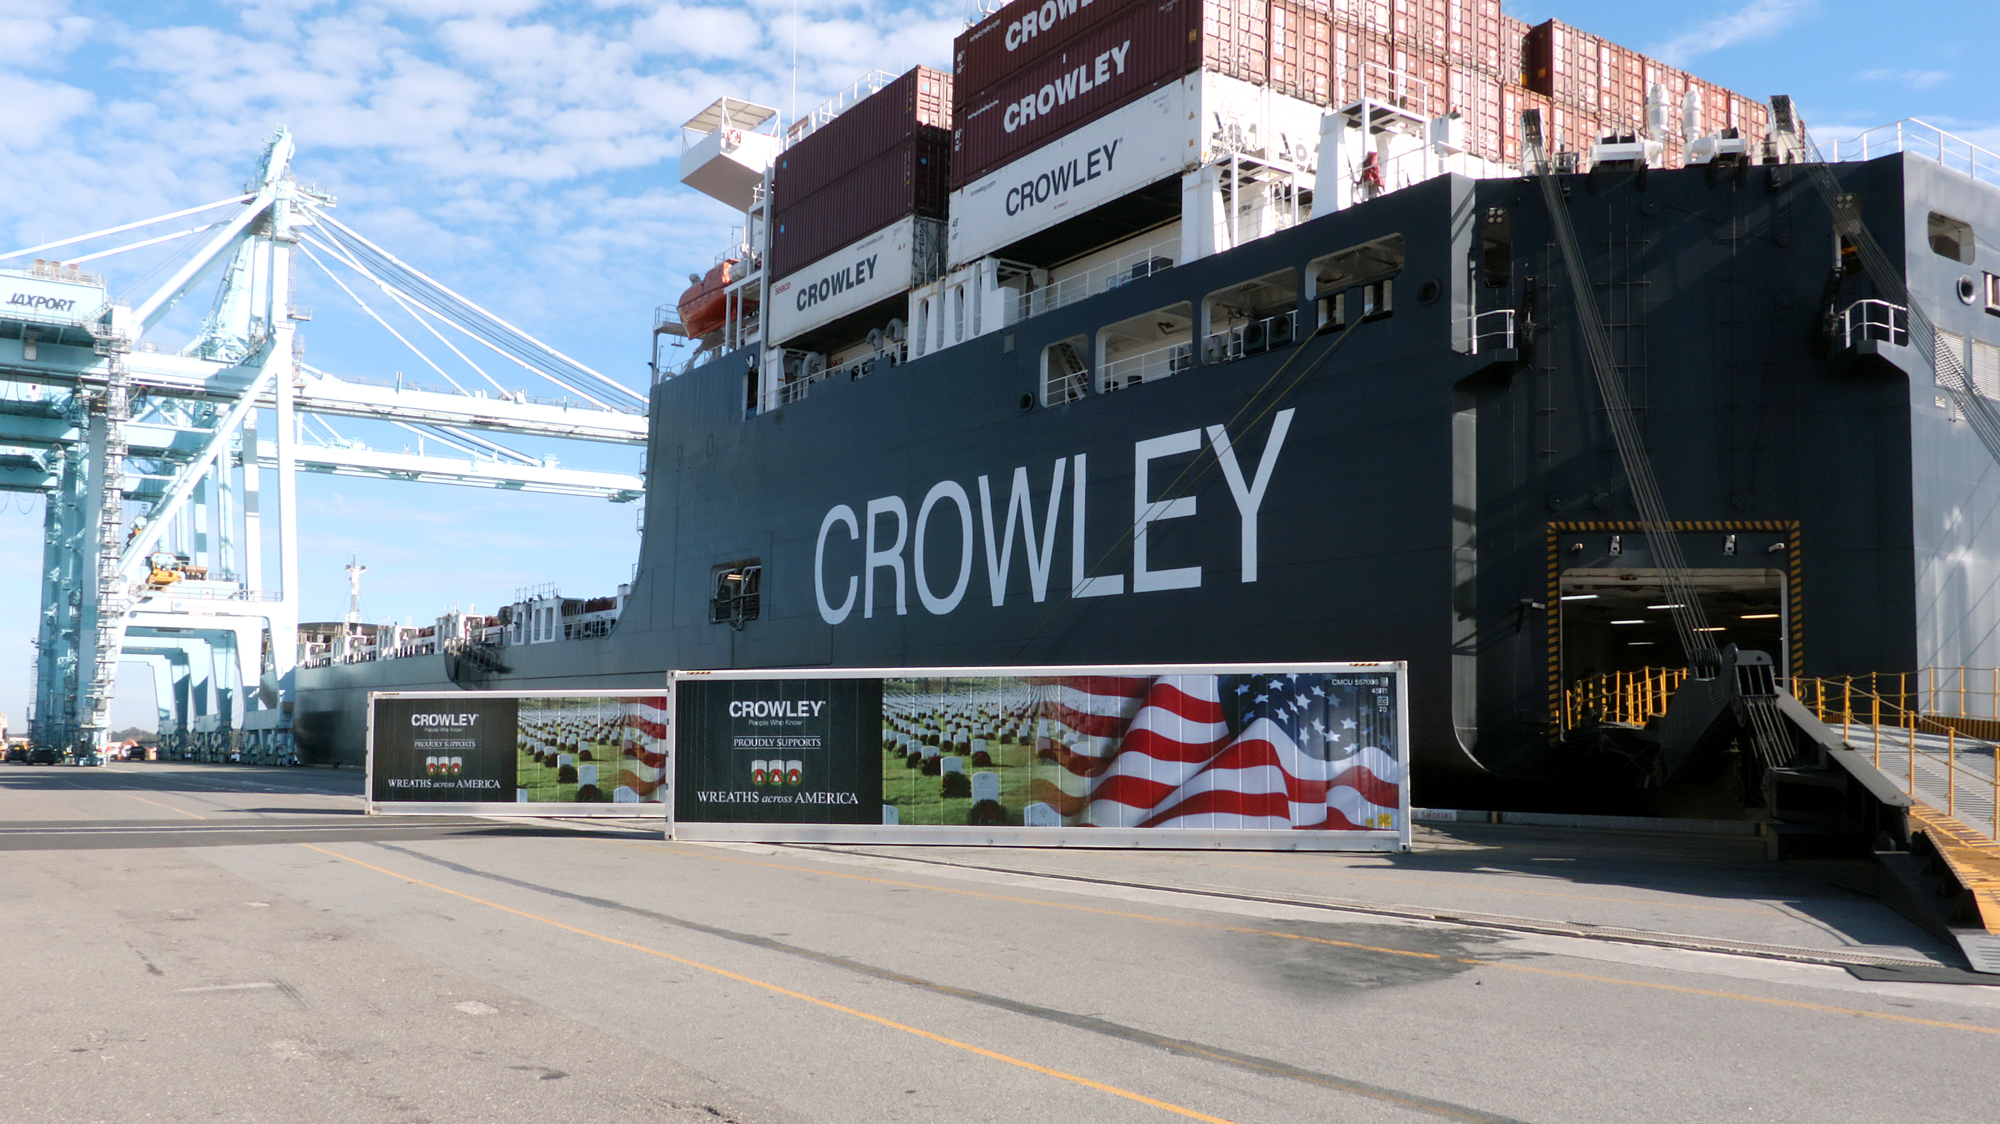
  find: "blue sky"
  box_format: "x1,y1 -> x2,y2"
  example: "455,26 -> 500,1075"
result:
1,0 -> 1995,732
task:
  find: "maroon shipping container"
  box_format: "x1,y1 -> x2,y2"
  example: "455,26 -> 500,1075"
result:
773,66 -> 953,207
769,134 -> 951,278
1522,19 -> 1554,96
950,0 -> 1201,186
1268,0 -> 1332,103
955,0 -> 1147,110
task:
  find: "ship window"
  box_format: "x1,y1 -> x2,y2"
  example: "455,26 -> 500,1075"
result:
1041,335 -> 1090,405
1096,302 -> 1193,393
1480,208 -> 1511,288
711,561 -> 762,625
1308,234 -> 1404,295
1973,340 -> 2000,399
1929,212 -> 1975,264
1986,273 -> 2000,316
1203,270 -> 1300,365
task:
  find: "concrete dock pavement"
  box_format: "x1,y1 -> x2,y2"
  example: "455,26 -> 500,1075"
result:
4,762 -> 1999,1124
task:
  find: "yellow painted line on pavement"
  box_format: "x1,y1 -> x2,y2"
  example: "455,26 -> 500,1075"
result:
299,843 -> 1240,1124
121,792 -> 206,820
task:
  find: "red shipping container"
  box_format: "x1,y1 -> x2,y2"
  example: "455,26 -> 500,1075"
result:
1269,0 -> 1333,104
1204,0 -> 1271,87
1499,14 -> 1527,84
1597,43 -> 1638,129
1353,33 -> 1401,105
1446,63 -> 1501,160
1447,0 -> 1502,76
955,0 -> 1147,107
950,0 -> 1201,186
1341,0 -> 1391,36
1416,52 -> 1451,117
1390,0 -> 1446,55
769,135 -> 951,278
774,67 -> 953,205
1330,25 -> 1362,104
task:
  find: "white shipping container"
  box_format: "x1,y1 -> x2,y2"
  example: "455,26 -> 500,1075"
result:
947,72 -> 1329,269
766,215 -> 944,344
949,77 -> 1195,269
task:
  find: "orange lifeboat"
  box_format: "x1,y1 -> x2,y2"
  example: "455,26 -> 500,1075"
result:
677,259 -> 756,339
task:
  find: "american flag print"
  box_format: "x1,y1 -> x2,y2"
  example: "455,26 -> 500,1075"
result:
1029,673 -> 1401,831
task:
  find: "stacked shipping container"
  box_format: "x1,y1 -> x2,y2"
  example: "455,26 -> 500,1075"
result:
762,1 -> 1776,329
945,0 -> 1771,201
768,67 -> 954,279
1520,19 -> 1769,166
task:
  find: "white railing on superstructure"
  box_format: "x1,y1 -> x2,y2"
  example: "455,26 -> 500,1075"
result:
1842,299 -> 1910,350
1468,309 -> 1516,355
1097,339 -> 1193,392
1014,236 -> 1180,323
1203,310 -> 1300,364
1822,119 -> 2000,189
777,344 -> 907,406
787,70 -> 897,145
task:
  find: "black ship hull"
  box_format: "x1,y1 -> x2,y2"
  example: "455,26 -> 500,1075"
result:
299,154 -> 2000,805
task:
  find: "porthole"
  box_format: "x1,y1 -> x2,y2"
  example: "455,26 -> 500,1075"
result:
1416,278 -> 1442,305
1959,276 -> 1979,305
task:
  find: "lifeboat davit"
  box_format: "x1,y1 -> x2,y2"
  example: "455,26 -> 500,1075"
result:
677,259 -> 754,340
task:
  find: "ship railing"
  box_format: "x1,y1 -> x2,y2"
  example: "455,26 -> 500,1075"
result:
1372,139 -> 1516,194
1566,665 -> 2000,840
1013,237 -> 1180,323
1097,339 -> 1193,392
1842,299 -> 1910,350
1202,310 -> 1300,365
786,70 -> 896,146
776,344 -> 907,406
1467,308 -> 1516,355
1823,119 -> 2000,189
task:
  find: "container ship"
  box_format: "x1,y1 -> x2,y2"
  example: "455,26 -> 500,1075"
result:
295,0 -> 2000,811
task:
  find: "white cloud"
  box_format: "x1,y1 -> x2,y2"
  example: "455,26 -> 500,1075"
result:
0,0 -> 92,60
1859,69 -> 1951,92
1651,0 -> 1817,67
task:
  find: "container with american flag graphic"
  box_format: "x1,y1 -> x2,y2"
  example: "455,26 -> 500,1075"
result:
1024,671 -> 1403,831
671,665 -> 1410,851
